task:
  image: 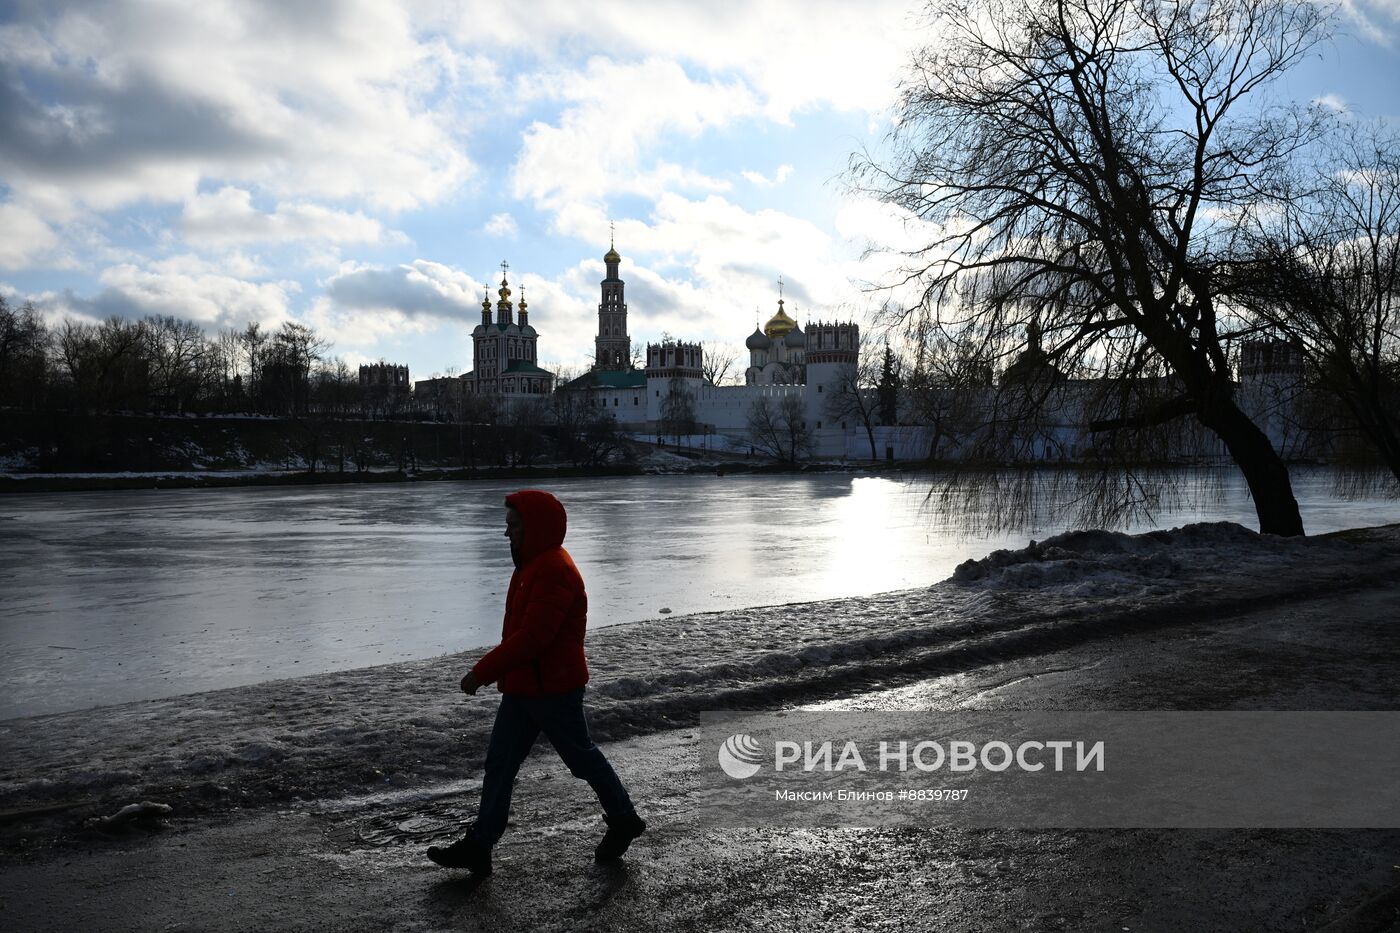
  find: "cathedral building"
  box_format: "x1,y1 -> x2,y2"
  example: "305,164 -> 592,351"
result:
745,294 -> 807,385
466,241 -> 865,456
463,266 -> 554,397
552,241 -> 864,452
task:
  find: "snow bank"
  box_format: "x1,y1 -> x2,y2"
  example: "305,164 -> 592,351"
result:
2,522 -> 1397,823
950,521 -> 1308,596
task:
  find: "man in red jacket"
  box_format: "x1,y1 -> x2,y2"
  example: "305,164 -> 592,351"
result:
427,489 -> 645,875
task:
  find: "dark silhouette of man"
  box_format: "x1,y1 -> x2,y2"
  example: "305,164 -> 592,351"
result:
427,490 -> 645,875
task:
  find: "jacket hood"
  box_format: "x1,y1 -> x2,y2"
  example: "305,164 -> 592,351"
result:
505,489 -> 567,566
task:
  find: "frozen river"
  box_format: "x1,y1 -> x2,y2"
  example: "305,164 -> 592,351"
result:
3,470 -> 1398,719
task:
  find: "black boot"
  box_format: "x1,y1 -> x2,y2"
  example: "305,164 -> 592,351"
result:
427,834 -> 492,874
594,812 -> 646,861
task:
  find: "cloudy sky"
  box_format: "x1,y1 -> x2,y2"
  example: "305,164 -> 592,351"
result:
2,0 -> 1398,379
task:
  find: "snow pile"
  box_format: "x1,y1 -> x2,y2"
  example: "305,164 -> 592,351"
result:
950,522 -> 1315,597
1,522 -> 1397,824
0,449 -> 38,471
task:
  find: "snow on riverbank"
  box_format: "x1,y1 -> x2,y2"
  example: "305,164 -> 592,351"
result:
3,522 -> 1398,825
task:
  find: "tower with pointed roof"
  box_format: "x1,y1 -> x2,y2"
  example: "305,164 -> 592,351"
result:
593,234 -> 632,371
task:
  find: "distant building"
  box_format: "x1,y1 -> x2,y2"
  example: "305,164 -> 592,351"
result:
413,375 -> 469,418
744,296 -> 806,385
359,363 -> 410,416
1239,339 -> 1306,380
556,243 -> 648,421
1001,320 -> 1067,386
559,242 -> 861,453
593,240 -> 633,371
359,362 -> 409,391
462,267 -> 555,398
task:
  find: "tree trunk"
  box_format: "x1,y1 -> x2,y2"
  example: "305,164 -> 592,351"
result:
1197,393 -> 1305,536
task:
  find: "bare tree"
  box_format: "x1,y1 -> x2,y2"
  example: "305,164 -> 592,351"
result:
0,296 -> 49,410
143,315 -> 208,413
700,341 -> 742,386
825,338 -> 884,459
240,322 -> 268,408
903,324 -> 994,461
747,393 -> 811,463
214,326 -> 246,408
659,375 -> 697,443
852,0 -> 1331,535
501,399 -> 548,467
261,322 -> 328,416
55,316 -> 149,412
1227,121 -> 1400,484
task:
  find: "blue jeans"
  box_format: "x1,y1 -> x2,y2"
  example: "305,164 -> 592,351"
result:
470,688 -> 635,847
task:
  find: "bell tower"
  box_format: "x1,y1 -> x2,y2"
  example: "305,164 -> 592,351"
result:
593,226 -> 632,371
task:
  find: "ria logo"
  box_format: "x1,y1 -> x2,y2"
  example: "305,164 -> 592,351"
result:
718,733 -> 764,779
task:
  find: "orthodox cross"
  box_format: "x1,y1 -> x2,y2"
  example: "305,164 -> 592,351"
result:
610,220 -> 615,249
778,274 -> 784,300
500,259 -> 509,279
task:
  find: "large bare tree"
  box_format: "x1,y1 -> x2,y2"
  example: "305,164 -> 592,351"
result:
853,0 -> 1331,535
746,394 -> 811,463
1227,121 -> 1400,483
700,341 -> 743,386
824,337 -> 885,460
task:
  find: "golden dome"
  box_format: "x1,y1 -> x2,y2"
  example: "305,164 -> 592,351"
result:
604,246 -> 621,263
763,299 -> 797,339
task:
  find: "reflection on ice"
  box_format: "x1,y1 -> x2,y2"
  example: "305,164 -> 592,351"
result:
1,469 -> 1396,719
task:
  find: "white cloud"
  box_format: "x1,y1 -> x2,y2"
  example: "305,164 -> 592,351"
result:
289,259 -> 486,352
483,212 -> 519,238
436,1 -> 919,121
1313,93 -> 1350,112
303,299 -> 433,350
742,165 -> 795,188
180,187 -> 403,246
0,0 -> 475,224
0,0 -> 941,374
511,56 -> 751,233
97,262 -> 295,328
27,260 -> 294,331
322,259 -> 488,322
0,202 -> 60,269
1338,0 -> 1400,44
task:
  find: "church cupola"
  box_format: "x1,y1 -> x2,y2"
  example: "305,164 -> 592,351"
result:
480,288 -> 491,326
518,285 -> 528,329
763,276 -> 798,338
495,263 -> 514,327
604,228 -> 622,278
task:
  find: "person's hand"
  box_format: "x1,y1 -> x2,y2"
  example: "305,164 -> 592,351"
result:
460,671 -> 481,695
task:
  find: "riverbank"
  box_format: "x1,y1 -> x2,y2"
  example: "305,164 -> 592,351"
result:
0,449 -> 883,493
0,409 -> 883,492
2,524 -> 1398,931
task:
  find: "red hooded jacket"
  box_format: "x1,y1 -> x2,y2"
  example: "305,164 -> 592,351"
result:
470,490 -> 590,695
